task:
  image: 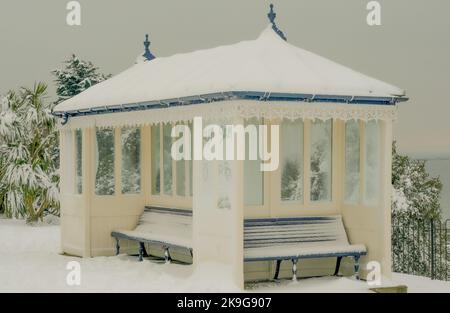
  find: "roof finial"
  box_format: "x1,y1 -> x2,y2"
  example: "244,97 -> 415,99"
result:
267,4 -> 287,41
268,4 -> 276,24
142,34 -> 156,61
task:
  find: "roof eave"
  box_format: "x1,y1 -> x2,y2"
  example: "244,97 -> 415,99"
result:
52,91 -> 408,124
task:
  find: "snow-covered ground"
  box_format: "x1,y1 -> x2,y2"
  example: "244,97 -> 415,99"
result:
0,217 -> 449,293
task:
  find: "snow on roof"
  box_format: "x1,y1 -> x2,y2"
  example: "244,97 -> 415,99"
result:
54,26 -> 405,114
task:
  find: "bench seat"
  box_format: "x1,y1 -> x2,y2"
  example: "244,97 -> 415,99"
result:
112,206 -> 192,261
112,208 -> 366,280
244,243 -> 367,261
111,230 -> 192,251
243,216 -> 367,279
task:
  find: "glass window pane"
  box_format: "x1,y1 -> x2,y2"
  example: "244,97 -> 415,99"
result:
163,124 -> 173,195
121,127 -> 141,194
176,123 -> 186,197
176,159 -> 186,196
244,118 -> 264,206
189,122 -> 193,197
280,119 -> 304,202
151,125 -> 161,195
364,120 -> 380,205
95,128 -> 115,195
345,121 -> 360,204
64,130 -> 74,193
310,120 -> 332,202
75,129 -> 82,194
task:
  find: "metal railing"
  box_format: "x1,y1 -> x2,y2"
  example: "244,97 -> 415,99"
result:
392,217 -> 449,281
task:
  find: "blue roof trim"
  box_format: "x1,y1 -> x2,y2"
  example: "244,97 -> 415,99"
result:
52,91 -> 408,124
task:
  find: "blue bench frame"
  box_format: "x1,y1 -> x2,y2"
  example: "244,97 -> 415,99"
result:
111,207 -> 193,262
111,208 -> 366,280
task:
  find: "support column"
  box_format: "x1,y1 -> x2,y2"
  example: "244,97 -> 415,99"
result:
192,117 -> 244,289
380,120 -> 393,278
82,127 -> 93,258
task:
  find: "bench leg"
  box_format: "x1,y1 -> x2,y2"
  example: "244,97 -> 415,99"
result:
115,238 -> 120,255
138,242 -> 148,262
273,260 -> 282,280
353,255 -> 361,280
291,259 -> 298,281
333,256 -> 343,276
164,247 -> 172,264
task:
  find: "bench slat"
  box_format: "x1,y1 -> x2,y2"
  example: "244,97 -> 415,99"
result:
112,209 -> 366,264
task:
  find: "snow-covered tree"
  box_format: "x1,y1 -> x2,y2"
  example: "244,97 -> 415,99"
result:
0,83 -> 59,222
392,142 -> 442,220
281,160 -> 302,201
54,54 -> 112,195
391,142 -> 447,278
53,54 -> 110,103
310,144 -> 328,201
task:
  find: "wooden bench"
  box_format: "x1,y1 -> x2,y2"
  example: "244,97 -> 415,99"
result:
111,206 -> 192,262
244,216 -> 367,280
111,208 -> 366,280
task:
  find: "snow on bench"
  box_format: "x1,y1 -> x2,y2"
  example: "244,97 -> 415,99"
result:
111,206 -> 192,262
244,216 -> 367,280
111,209 -> 366,280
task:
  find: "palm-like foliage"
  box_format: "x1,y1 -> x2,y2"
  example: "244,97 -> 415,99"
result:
0,83 -> 59,222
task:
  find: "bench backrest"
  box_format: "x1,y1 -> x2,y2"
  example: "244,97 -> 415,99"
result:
135,209 -> 349,249
244,216 -> 350,249
134,206 -> 192,241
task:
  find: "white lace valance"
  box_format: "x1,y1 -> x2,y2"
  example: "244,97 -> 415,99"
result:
58,100 -> 397,130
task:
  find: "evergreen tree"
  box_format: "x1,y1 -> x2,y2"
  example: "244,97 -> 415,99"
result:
53,54 -> 110,103
53,54 -> 112,195
281,160 -> 302,201
392,142 -> 442,220
391,141 -> 447,278
310,145 -> 327,201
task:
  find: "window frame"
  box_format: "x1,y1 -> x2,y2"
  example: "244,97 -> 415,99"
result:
120,127 -> 142,195
267,119 -> 339,218
343,120 -> 382,208
149,123 -> 193,209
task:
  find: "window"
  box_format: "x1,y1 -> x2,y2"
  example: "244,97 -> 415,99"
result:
151,123 -> 192,199
244,118 -> 264,206
189,122 -> 193,197
310,120 -> 332,202
95,128 -> 115,195
343,120 -> 381,206
345,121 -> 360,204
63,130 -> 75,193
280,119 -> 304,202
163,124 -> 173,195
151,125 -> 161,195
175,122 -> 191,197
364,120 -> 380,205
75,129 -> 82,194
121,127 -> 141,194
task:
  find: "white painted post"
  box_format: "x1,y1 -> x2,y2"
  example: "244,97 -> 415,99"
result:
83,127 -> 93,258
192,116 -> 244,289
379,120 -> 393,278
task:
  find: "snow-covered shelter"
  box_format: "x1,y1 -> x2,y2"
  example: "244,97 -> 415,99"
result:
54,5 -> 407,288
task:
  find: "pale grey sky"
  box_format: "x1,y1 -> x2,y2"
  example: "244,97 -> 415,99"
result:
0,0 -> 449,158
